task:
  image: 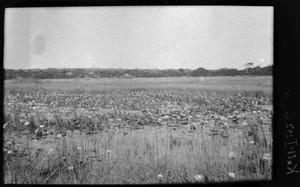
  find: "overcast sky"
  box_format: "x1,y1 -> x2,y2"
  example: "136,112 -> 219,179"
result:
4,6 -> 273,70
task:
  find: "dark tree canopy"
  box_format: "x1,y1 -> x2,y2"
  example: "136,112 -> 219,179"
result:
5,65 -> 272,80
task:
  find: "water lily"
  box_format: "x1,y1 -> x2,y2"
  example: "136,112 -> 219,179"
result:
229,151 -> 235,159
194,174 -> 204,182
228,172 -> 236,178
157,174 -> 163,180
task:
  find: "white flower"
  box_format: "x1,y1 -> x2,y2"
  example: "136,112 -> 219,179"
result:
194,174 -> 204,182
48,148 -> 54,154
263,153 -> 271,161
57,134 -> 62,138
7,150 -> 13,154
106,150 -> 111,155
228,172 -> 236,178
3,123 -> 8,128
77,146 -> 82,151
68,166 -> 74,170
62,156 -> 66,160
229,151 -> 235,159
157,174 -> 163,180
24,122 -> 29,126
39,125 -> 45,128
7,141 -> 12,145
249,140 -> 255,144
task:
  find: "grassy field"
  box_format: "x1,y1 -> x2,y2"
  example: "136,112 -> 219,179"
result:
5,76 -> 272,93
3,76 -> 273,184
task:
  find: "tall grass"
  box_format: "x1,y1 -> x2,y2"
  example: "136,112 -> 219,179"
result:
4,109 -> 272,184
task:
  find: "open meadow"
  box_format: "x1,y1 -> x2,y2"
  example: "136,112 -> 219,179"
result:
3,76 -> 273,184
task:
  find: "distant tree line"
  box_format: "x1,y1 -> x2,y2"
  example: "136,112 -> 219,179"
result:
4,65 -> 272,80
191,65 -> 272,77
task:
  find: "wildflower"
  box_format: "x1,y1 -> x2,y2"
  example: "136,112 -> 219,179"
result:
7,141 -> 12,145
68,166 -> 74,170
249,140 -> 255,144
106,150 -> 111,155
157,174 -> 163,180
24,121 -> 30,126
7,150 -> 13,154
194,174 -> 204,182
62,156 -> 66,160
48,148 -> 54,154
57,134 -> 62,138
241,121 -> 248,126
229,151 -> 235,159
77,146 -> 82,151
263,153 -> 271,161
39,125 -> 45,128
228,172 -> 236,178
3,123 -> 8,128
4,148 -> 7,152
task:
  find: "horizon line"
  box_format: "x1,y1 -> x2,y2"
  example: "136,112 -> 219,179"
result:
4,64 -> 273,71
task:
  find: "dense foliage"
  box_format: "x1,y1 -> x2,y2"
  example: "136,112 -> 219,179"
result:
5,65 -> 272,80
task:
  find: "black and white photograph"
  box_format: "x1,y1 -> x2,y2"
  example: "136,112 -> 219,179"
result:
4,6 -> 273,184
